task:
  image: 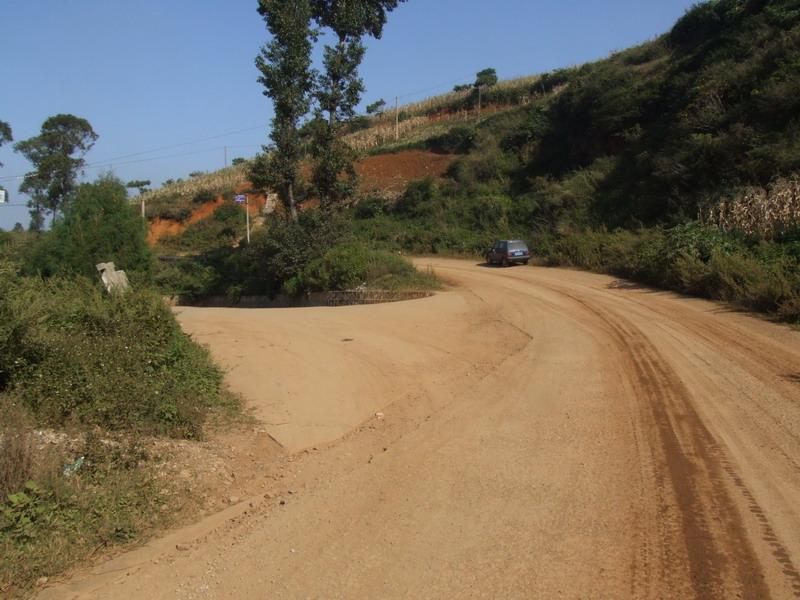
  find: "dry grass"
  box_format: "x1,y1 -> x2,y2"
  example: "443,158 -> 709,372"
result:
348,75 -> 553,153
705,174 -> 800,237
140,74 -> 554,203
0,402 -> 36,499
372,74 -> 543,121
137,164 -> 250,220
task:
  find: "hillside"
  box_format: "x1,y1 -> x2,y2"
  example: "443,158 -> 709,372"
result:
141,0 -> 800,319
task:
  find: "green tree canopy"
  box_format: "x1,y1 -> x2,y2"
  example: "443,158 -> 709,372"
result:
475,68 -> 498,88
14,114 -> 98,230
366,99 -> 387,115
252,0 -> 316,221
310,0 -> 404,39
25,174 -> 153,281
309,0 -> 406,209
126,179 -> 151,195
0,121 -> 12,167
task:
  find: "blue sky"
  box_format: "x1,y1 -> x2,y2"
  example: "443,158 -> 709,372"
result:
0,0 -> 696,229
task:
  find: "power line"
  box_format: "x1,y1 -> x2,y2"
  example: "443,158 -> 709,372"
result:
0,72 -> 496,184
0,123 -> 269,182
85,124 -> 268,168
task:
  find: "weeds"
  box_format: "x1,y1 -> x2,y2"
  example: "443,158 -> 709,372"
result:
0,415 -> 168,597
0,262 -> 230,437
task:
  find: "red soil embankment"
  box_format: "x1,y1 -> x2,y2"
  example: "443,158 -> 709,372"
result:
356,149 -> 455,196
148,149 -> 454,244
148,191 -> 268,246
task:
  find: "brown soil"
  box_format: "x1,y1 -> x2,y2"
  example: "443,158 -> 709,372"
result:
355,149 -> 455,197
148,192 -> 269,246
39,259 -> 800,599
148,149 -> 455,245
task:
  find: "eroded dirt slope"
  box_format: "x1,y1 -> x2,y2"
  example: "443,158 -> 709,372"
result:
40,260 -> 800,599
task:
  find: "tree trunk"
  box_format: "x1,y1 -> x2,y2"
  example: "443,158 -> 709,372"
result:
287,181 -> 298,221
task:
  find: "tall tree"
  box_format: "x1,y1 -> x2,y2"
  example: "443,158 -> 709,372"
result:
126,179 -> 151,196
26,174 -> 153,280
252,0 -> 316,221
0,121 -> 12,167
14,114 -> 97,230
474,68 -> 498,88
309,0 -> 406,209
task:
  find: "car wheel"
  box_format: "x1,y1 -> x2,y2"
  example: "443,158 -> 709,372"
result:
501,257 -> 509,268
522,259 -> 529,266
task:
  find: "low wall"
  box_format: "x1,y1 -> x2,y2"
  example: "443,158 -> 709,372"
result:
175,289 -> 433,309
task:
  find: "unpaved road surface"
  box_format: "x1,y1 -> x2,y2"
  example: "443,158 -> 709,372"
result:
41,260 -> 800,599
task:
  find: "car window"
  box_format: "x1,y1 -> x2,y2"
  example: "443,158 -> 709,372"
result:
508,241 -> 528,251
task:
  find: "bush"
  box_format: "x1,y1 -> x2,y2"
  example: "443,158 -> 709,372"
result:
427,127 -> 476,154
158,202 -> 245,253
0,421 -> 167,595
0,263 -> 229,437
537,224 -> 800,322
285,242 -> 438,295
22,175 -> 154,282
354,197 -> 387,219
193,189 -> 217,204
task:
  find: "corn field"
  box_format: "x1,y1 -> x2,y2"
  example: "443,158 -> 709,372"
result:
137,163 -> 250,217
704,174 -> 800,237
348,75 -> 553,152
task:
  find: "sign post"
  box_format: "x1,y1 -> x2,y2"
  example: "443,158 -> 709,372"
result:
234,194 -> 250,244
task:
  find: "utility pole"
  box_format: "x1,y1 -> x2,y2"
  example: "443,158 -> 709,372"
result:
141,197 -> 146,220
477,85 -> 483,115
395,96 -> 399,141
245,195 -> 251,244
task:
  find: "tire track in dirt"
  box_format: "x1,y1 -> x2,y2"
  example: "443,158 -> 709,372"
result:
540,284 -> 800,599
440,262 -> 794,597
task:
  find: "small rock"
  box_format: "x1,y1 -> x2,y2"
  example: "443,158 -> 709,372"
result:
227,496 -> 240,505
36,577 -> 48,586
375,412 -> 385,420
176,543 -> 190,552
279,500 -> 286,506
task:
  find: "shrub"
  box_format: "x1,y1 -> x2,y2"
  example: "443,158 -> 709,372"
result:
22,175 -> 154,282
0,422 -> 167,595
536,225 -> 800,323
0,264 -> 228,437
285,242 -> 438,295
354,197 -> 387,219
394,177 -> 440,218
193,189 -> 217,204
427,127 -> 476,154
158,202 -> 245,253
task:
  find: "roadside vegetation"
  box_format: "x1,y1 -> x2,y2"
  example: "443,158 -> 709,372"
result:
129,1 -> 799,324
347,0 -> 800,322
2,0 -> 798,593
0,175 -> 235,596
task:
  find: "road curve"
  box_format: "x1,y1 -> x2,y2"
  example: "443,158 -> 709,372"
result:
40,259 -> 800,599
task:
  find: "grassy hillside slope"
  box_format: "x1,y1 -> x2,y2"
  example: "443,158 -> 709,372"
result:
140,0 -> 800,320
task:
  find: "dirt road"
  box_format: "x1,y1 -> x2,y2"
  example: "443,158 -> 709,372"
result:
41,259 -> 800,599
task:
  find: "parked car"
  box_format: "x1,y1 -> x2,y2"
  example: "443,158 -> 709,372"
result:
485,240 -> 530,266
